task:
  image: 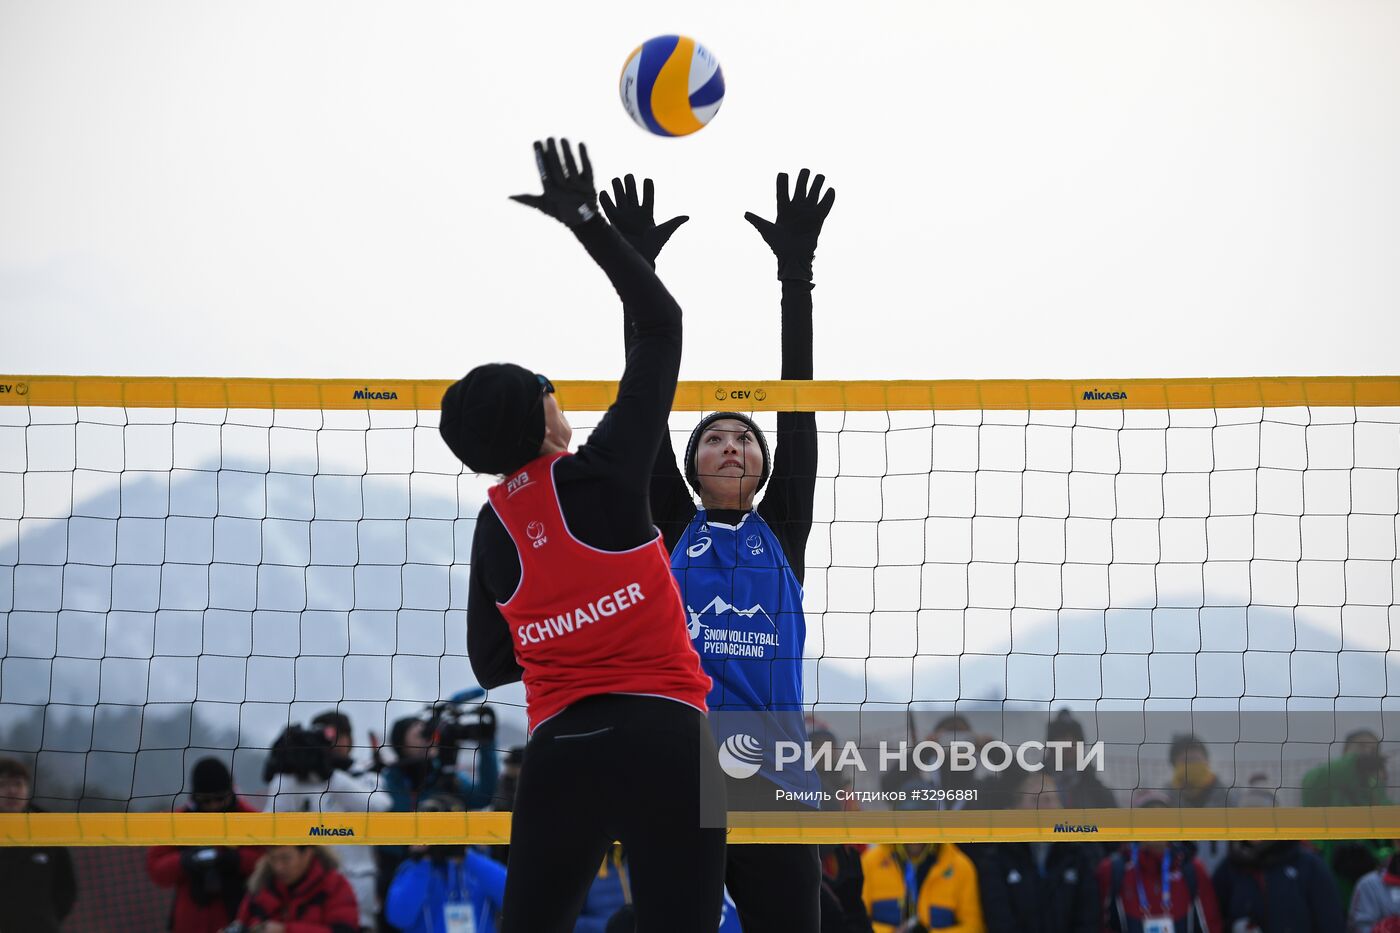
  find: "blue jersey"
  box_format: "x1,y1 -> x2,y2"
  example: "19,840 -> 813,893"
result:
671,510 -> 817,796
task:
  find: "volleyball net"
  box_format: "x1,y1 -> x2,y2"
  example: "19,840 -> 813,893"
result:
1,373 -> 1398,846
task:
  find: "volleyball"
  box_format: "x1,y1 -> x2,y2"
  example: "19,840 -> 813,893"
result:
619,35 -> 725,137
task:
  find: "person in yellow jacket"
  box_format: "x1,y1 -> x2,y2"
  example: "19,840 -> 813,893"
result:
862,841 -> 986,933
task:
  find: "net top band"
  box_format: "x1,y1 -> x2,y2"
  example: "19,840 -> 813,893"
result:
2,375 -> 1398,412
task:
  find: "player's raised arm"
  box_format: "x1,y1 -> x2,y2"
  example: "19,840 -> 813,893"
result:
751,168 -> 834,584
511,141 -> 685,490
600,173 -> 697,551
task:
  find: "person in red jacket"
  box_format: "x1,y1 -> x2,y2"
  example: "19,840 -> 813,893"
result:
1098,791 -> 1224,933
235,845 -> 359,933
147,757 -> 263,933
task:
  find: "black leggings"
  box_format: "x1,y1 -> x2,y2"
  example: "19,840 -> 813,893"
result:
500,694 -> 728,933
724,773 -> 822,932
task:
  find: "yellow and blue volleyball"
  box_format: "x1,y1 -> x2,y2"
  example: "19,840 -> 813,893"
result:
619,35 -> 724,137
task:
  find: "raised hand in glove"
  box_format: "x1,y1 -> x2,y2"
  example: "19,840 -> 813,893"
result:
510,137 -> 598,228
598,174 -> 689,267
744,168 -> 836,283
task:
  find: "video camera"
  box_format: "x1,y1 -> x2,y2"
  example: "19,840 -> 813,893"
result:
424,687 -> 498,755
382,688 -> 497,785
262,722 -> 339,784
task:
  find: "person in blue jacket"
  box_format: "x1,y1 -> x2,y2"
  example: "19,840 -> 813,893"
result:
1211,840 -> 1344,933
385,842 -> 506,933
575,845 -> 629,933
576,844 -> 745,933
601,166 -> 834,933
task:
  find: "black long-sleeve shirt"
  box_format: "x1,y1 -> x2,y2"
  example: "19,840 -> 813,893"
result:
647,279 -> 818,586
0,838 -> 76,933
466,217 -> 683,690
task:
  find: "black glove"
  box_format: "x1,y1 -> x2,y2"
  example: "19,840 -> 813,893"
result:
744,168 -> 836,283
598,174 -> 689,268
510,138 -> 598,228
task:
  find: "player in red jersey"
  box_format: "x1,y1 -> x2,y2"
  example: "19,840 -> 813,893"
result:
438,138 -> 725,933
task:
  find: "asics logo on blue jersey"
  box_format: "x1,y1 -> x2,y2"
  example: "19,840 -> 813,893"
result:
717,733 -> 763,779
686,536 -> 713,558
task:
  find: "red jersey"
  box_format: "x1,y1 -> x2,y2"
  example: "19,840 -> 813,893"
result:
487,452 -> 711,730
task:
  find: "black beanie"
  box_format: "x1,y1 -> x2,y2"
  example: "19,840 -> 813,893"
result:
190,757 -> 233,795
683,411 -> 771,497
439,363 -> 547,476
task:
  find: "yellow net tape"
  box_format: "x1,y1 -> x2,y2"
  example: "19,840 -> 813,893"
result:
2,374 -> 1398,412
3,808 -> 1399,847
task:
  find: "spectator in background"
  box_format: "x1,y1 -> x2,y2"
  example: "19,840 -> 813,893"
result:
1305,732 -> 1390,810
313,710 -> 380,775
147,757 -> 260,933
488,745 -> 526,868
891,714 -> 995,810
1098,791 -> 1222,933
1168,735 -> 1229,809
562,844 -> 745,933
264,722 -> 393,931
820,843 -> 874,933
1212,841 -> 1343,933
1304,730 -> 1393,912
379,711 -> 499,813
494,745 -> 525,813
0,756 -> 76,933
235,845 -> 360,933
1046,709 -> 1118,810
575,844 -> 631,933
1347,843 -> 1400,933
1231,771 -> 1278,809
862,840 -> 985,933
975,765 -> 1099,933
382,800 -> 506,933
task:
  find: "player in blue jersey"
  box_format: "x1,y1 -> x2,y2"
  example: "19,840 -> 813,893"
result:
602,169 -> 835,933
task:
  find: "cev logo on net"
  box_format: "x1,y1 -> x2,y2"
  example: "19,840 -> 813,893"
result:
713,387 -> 768,402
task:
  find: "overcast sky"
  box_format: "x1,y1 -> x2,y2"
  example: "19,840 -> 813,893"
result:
3,0 -> 1398,383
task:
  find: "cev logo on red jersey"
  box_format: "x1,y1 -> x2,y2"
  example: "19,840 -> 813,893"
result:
526,521 -> 548,548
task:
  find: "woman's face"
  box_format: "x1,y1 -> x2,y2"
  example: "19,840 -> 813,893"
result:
540,393 -> 572,455
266,846 -> 316,886
694,419 -> 763,509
